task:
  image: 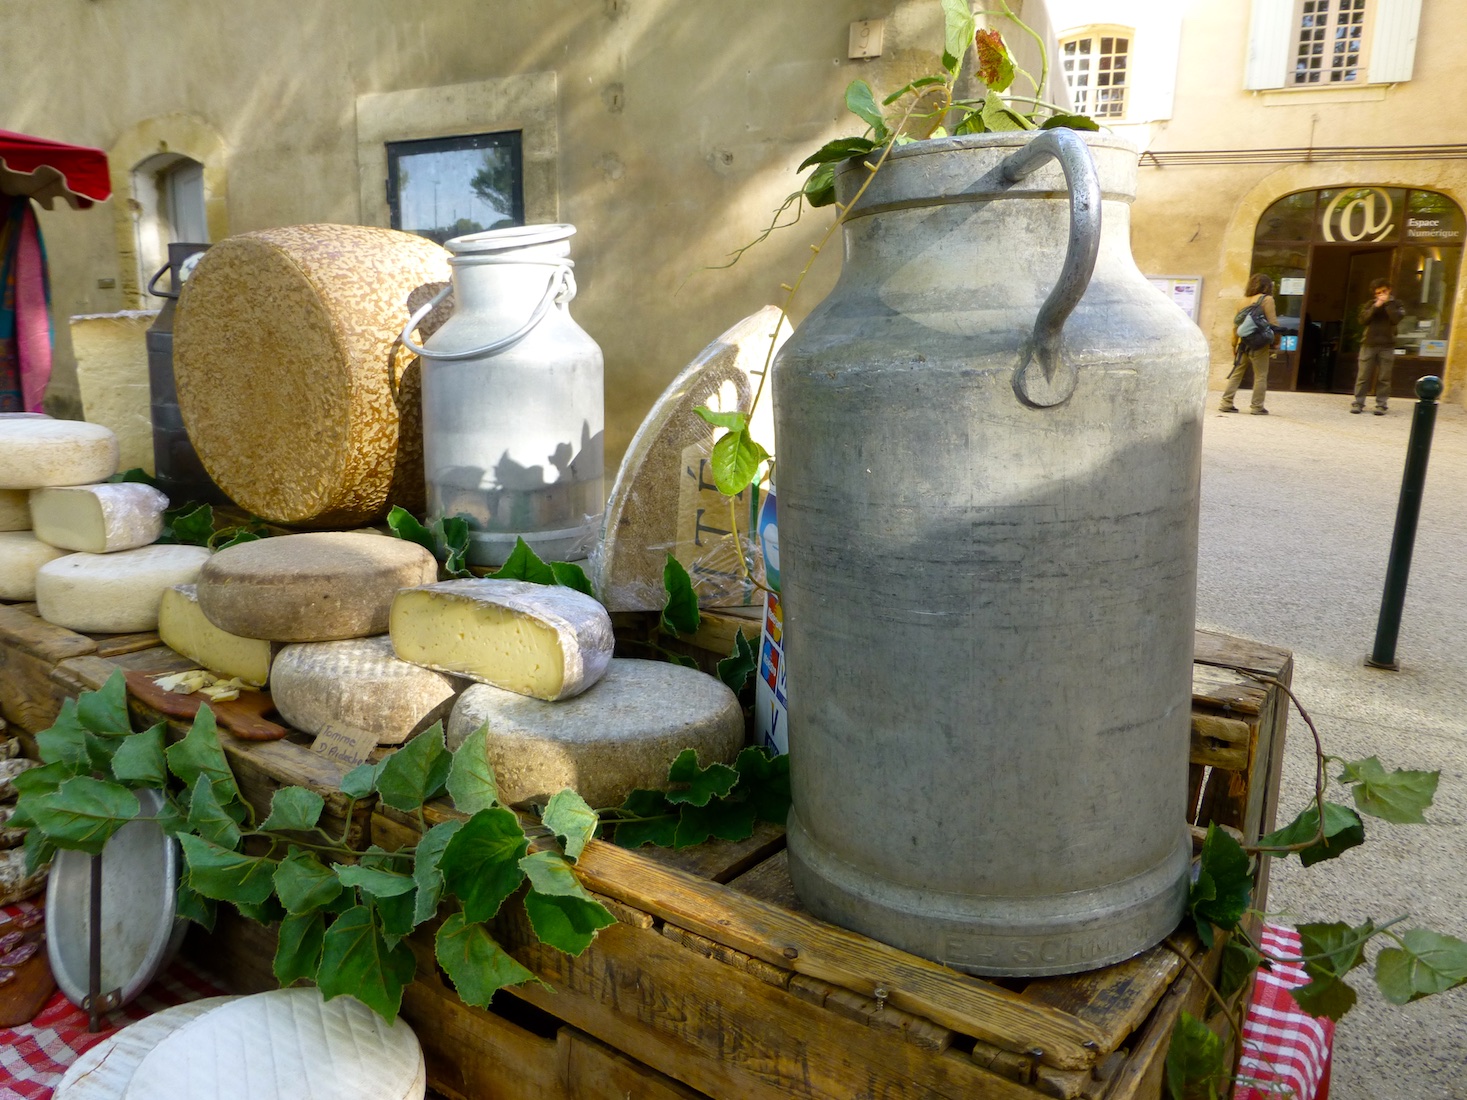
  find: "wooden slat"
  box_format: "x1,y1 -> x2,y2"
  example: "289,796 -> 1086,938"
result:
1102,939 -> 1223,1100
92,630 -> 163,658
684,606 -> 762,660
565,838 -> 1104,1069
1190,665 -> 1267,715
560,1030 -> 708,1100
1191,629 -> 1291,677
786,973 -> 953,1053
727,849 -> 805,912
662,923 -> 794,989
0,603 -> 96,662
0,640 -> 75,733
637,820 -> 786,883
1188,713 -> 1251,771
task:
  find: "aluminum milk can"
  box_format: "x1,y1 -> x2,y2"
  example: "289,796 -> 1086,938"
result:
405,224 -> 604,566
772,131 -> 1208,976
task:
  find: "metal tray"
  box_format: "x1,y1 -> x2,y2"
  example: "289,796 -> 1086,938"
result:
46,788 -> 188,1010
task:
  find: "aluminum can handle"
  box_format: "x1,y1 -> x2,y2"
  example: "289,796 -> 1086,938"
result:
1000,129 -> 1101,407
146,261 -> 179,301
398,263 -> 575,361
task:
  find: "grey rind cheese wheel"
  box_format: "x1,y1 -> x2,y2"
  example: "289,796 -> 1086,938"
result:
197,531 -> 439,642
172,224 -> 450,526
446,657 -> 745,807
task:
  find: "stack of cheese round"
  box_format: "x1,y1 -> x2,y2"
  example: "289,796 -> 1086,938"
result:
172,225 -> 450,527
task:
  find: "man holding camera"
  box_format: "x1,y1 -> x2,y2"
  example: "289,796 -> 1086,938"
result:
1351,279 -> 1406,415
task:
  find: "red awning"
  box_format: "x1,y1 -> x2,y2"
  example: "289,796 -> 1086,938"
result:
0,130 -> 111,210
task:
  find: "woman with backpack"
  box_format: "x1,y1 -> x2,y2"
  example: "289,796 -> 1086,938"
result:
1220,273 -> 1278,415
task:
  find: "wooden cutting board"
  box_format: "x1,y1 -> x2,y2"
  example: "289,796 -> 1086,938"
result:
123,671 -> 290,742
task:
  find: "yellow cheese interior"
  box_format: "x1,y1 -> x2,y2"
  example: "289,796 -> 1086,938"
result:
29,488 -> 108,553
159,585 -> 275,687
391,590 -> 566,699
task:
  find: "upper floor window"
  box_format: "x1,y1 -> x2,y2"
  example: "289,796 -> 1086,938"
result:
386,131 -> 524,246
1291,0 -> 1368,84
1060,30 -> 1131,119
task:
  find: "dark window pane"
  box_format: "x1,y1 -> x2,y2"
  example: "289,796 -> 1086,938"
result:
386,131 -> 524,245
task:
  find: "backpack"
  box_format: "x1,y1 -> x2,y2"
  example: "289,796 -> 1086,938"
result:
1234,296 -> 1273,352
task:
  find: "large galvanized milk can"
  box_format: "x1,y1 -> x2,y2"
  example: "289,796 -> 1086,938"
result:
772,131 -> 1208,977
402,224 -> 604,566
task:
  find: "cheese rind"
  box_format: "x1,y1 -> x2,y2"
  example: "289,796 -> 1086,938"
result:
196,531 -> 439,642
447,658 -> 745,807
159,584 -> 276,686
271,635 -> 459,745
29,482 -> 169,553
0,418 -> 119,489
35,545 -> 211,632
390,578 -> 613,701
0,531 -> 69,601
0,490 -> 29,532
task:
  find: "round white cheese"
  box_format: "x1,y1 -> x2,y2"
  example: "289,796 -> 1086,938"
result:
159,584 -> 277,687
196,531 -> 439,642
0,418 -> 119,490
272,635 -> 459,745
122,987 -> 426,1100
0,530 -> 70,600
391,578 -> 613,701
54,997 -> 241,1100
35,544 -> 211,632
29,482 -> 170,553
0,489 -> 29,532
447,657 -> 745,807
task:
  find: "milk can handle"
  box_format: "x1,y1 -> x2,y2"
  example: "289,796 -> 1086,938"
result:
398,264 -> 575,361
146,261 -> 179,301
1000,129 -> 1101,407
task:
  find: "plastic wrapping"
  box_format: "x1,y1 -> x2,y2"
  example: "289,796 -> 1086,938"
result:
69,310 -> 158,475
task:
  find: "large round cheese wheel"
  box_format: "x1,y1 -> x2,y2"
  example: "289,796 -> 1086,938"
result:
55,997 -> 241,1100
172,225 -> 450,526
0,531 -> 70,600
0,418 -> 119,490
196,531 -> 439,642
35,545 -> 211,632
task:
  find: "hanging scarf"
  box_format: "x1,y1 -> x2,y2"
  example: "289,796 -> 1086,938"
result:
0,197 -> 52,412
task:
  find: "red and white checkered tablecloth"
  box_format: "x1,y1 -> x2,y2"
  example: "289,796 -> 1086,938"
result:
0,899 -> 231,1100
1235,922 -> 1335,1100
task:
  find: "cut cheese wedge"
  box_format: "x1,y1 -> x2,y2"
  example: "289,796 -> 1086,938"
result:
272,635 -> 459,745
159,584 -> 277,687
0,489 -> 29,532
196,531 -> 439,642
0,418 -> 119,489
35,545 -> 211,632
0,531 -> 69,601
391,578 -> 613,701
29,482 -> 170,553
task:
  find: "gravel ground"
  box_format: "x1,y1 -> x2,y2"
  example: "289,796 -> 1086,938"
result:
1196,387 -> 1467,1100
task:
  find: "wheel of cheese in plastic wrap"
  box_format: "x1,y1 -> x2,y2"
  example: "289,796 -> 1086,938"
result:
121,987 -> 426,1100
172,224 -> 450,527
54,997 -> 240,1100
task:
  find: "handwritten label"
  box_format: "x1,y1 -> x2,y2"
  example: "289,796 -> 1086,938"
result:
310,719 -> 379,768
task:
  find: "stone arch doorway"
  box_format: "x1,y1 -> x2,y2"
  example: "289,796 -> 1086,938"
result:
1249,187 -> 1463,396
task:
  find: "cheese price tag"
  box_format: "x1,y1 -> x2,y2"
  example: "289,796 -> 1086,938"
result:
310,719 -> 379,768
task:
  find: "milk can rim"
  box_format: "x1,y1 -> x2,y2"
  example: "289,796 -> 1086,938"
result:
445,223 -> 576,256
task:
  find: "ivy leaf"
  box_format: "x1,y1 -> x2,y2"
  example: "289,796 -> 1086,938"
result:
234,895 -> 287,925
493,537 -> 556,585
83,732 -> 120,774
1291,920 -> 1375,1021
542,789 -> 598,862
661,556 -> 700,637
76,671 -> 131,734
734,746 -> 792,824
980,92 -> 1030,133
435,913 -> 538,1008
1163,1011 -> 1226,1100
664,750 -> 738,807
372,890 -> 417,944
939,0 -> 976,72
110,723 -> 167,788
882,76 -> 947,106
166,503 -> 215,546
519,850 -> 617,956
110,467 -> 159,486
1189,825 -> 1252,941
1374,929 -> 1467,1004
23,828 -> 55,876
673,800 -> 757,848
210,528 -> 260,551
953,109 -> 987,136
1217,940 -> 1265,1008
335,863 -> 417,899
717,629 -> 757,695
693,405 -> 747,432
709,428 -> 769,498
375,723 -> 450,813
795,137 -> 877,173
387,505 -> 438,557
412,820 -> 464,927
439,807 -> 529,923
1040,112 -> 1101,132
974,28 -> 1016,92
803,163 -> 837,208
446,724 -> 499,814
176,884 -> 217,932
1338,756 -> 1439,824
317,905 -> 417,1020
260,787 -> 326,832
1257,801 -> 1365,867
35,698 -> 90,770
12,760 -> 82,801
274,910 -> 326,987
166,706 -> 244,811
550,560 -> 595,597
179,834 -> 277,904
340,758 -> 386,800
844,79 -> 888,141
611,789 -> 678,849
273,847 -> 344,914
187,774 -> 242,851
27,777 -> 140,854
438,516 -> 472,578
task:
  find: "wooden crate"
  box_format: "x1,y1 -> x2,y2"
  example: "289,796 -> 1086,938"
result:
0,603 -> 1292,1100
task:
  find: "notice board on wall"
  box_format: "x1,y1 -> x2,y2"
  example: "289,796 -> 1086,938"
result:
1147,275 -> 1203,324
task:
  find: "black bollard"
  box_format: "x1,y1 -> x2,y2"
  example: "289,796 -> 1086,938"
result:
1367,376 -> 1443,670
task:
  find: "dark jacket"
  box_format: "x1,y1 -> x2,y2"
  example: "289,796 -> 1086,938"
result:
1359,297 -> 1406,347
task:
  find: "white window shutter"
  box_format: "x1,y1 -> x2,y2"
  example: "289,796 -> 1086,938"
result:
1367,0 -> 1422,83
1243,0 -> 1293,90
